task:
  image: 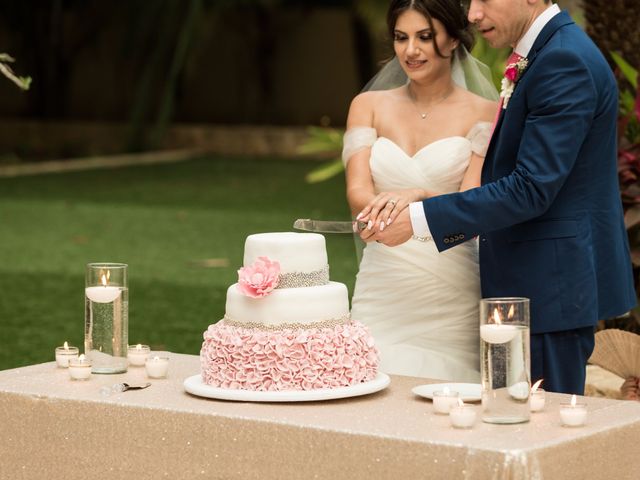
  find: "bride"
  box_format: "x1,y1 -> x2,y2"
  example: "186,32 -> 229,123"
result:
344,0 -> 497,382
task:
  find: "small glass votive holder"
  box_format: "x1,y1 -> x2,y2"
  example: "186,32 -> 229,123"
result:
530,388 -> 546,412
449,403 -> 477,429
560,396 -> 587,427
432,389 -> 460,414
68,354 -> 92,381
127,344 -> 150,366
55,343 -> 79,368
145,356 -> 169,379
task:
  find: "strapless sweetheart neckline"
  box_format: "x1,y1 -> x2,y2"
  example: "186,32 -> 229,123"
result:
377,135 -> 470,158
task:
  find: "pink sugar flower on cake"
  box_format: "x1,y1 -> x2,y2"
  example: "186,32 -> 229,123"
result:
237,256 -> 281,298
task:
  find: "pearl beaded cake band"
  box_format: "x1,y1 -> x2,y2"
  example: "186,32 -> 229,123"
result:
276,265 -> 330,289
222,313 -> 351,331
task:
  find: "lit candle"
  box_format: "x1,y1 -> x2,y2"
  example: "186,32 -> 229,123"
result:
68,354 -> 92,381
145,356 -> 169,379
432,387 -> 460,414
127,344 -> 150,366
560,395 -> 587,427
55,341 -> 79,367
85,271 -> 121,303
480,308 -> 518,344
449,399 -> 477,428
530,379 -> 545,412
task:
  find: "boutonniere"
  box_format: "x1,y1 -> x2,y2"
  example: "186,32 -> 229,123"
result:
500,57 -> 528,109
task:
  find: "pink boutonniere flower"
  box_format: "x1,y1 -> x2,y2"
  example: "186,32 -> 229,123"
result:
237,256 -> 281,298
500,57 -> 528,109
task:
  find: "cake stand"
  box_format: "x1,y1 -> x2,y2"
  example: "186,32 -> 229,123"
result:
183,372 -> 390,402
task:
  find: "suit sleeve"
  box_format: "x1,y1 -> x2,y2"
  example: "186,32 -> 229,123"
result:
424,48 -> 599,252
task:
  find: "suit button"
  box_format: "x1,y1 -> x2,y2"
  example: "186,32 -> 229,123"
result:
444,238 -> 450,244
460,234 -> 465,240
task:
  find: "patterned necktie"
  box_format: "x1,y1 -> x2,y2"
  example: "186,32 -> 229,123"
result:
490,51 -> 524,136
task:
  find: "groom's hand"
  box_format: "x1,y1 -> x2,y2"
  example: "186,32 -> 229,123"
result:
376,208 -> 412,246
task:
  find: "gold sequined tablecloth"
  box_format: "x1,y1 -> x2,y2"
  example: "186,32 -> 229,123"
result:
1,353 -> 639,480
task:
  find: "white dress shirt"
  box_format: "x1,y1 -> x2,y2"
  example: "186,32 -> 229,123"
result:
409,3 -> 561,240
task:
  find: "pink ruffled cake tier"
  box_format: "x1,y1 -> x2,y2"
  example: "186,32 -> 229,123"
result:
200,320 -> 379,391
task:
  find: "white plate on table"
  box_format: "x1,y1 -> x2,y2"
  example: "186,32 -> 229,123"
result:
412,383 -> 482,402
183,372 -> 390,403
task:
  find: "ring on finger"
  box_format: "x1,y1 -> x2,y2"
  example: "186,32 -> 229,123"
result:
387,199 -> 397,207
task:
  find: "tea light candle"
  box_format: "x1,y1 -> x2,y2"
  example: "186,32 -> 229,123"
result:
68,354 -> 92,380
127,344 -> 150,366
449,399 -> 477,428
432,387 -> 460,414
560,395 -> 587,427
145,356 -> 169,378
530,379 -> 545,412
55,341 -> 79,367
530,389 -> 546,412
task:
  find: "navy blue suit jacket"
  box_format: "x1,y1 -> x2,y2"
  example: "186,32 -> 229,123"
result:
423,11 -> 636,334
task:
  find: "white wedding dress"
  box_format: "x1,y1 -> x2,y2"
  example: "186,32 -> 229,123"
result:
346,122 -> 492,382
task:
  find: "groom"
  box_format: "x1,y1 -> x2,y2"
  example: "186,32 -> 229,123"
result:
371,0 -> 636,394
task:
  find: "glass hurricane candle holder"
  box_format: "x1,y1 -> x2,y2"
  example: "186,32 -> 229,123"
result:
85,263 -> 128,374
480,297 -> 531,424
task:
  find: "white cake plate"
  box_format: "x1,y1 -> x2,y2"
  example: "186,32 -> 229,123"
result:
183,372 -> 390,403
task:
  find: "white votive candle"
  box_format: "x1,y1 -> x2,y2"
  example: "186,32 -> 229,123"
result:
449,401 -> 477,429
68,354 -> 92,381
480,324 -> 519,344
127,344 -> 150,366
560,395 -> 587,427
85,285 -> 121,303
530,388 -> 546,412
432,388 -> 460,414
145,356 -> 169,378
55,341 -> 79,367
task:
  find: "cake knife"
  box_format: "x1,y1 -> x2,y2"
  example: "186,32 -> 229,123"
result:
293,218 -> 366,233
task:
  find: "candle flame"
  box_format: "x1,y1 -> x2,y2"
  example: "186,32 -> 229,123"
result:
136,344 -> 142,350
79,354 -> 86,362
531,379 -> 543,393
457,398 -> 464,407
492,308 -> 502,325
570,394 -> 577,407
63,341 -> 69,350
100,272 -> 109,287
508,304 -> 515,320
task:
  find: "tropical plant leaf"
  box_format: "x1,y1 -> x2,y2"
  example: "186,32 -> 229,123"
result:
297,126 -> 344,155
611,51 -> 638,89
305,158 -> 344,184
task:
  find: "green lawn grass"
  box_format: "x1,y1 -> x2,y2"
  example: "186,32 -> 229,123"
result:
0,156 -> 359,371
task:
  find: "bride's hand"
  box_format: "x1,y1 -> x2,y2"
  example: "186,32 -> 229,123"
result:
357,189 -> 422,231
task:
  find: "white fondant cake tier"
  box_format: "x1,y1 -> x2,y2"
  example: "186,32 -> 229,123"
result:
225,281 -> 349,326
243,232 -> 327,274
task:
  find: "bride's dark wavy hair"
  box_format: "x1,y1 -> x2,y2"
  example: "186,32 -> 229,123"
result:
387,0 -> 474,59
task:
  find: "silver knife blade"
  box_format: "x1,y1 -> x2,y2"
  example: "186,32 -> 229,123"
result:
293,218 -> 365,233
